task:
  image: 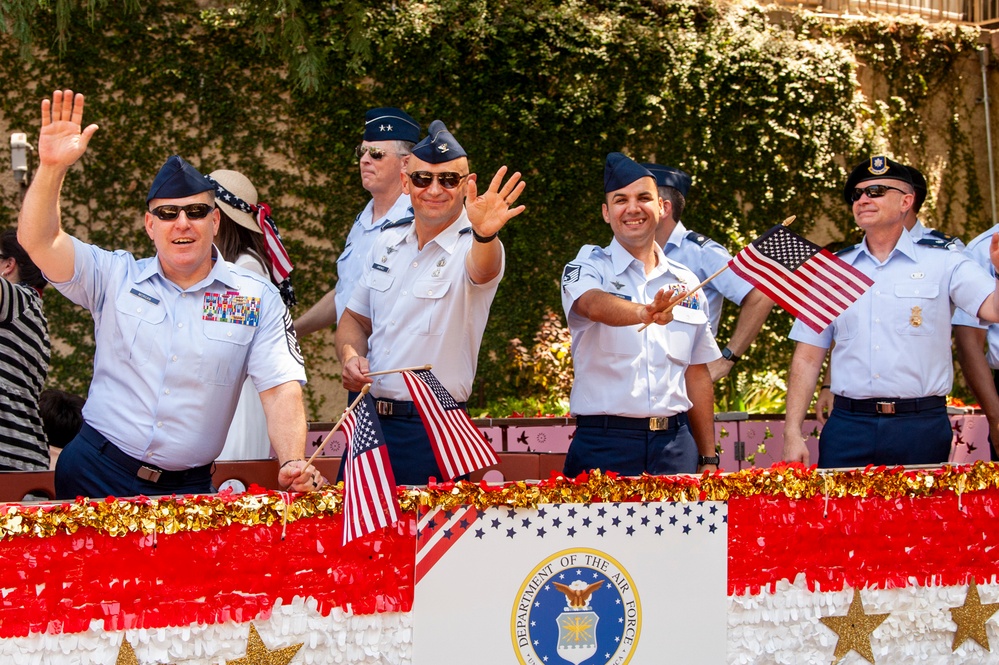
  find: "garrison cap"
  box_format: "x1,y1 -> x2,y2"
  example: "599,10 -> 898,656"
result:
412,120 -> 466,163
363,107 -> 420,143
642,163 -> 692,198
147,155 -> 213,204
604,152 -> 655,193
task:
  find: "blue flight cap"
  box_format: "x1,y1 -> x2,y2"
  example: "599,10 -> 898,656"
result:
363,107 -> 421,143
642,163 -> 692,198
411,120 -> 467,163
146,155 -> 213,203
843,155 -> 914,205
604,152 -> 655,193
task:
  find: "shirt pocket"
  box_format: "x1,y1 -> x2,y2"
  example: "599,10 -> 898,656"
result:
407,279 -> 452,336
198,321 -> 255,385
597,324 -> 642,356
663,326 -> 694,366
894,282 -> 939,336
113,293 -> 166,366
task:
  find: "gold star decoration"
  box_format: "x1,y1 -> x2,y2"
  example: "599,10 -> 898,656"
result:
115,638 -> 140,665
819,588 -> 890,664
950,579 -> 999,652
227,623 -> 303,665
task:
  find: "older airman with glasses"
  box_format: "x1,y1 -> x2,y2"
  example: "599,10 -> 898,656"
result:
783,155 -> 999,470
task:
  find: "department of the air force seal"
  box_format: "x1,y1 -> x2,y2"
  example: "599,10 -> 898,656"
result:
512,548 -> 640,665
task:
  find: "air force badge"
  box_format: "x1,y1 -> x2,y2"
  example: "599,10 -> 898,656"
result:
562,264 -> 582,285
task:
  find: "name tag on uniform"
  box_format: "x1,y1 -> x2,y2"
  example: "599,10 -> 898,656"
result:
372,263 -> 389,272
611,293 -> 632,301
129,288 -> 160,306
203,291 -> 260,326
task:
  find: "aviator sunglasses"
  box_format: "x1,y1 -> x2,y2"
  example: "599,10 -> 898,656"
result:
148,203 -> 216,221
407,171 -> 468,190
850,184 -> 907,202
354,145 -> 404,161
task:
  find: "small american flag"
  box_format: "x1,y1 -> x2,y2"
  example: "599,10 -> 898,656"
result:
402,369 -> 499,480
341,393 -> 400,545
729,224 -> 874,333
255,202 -> 294,282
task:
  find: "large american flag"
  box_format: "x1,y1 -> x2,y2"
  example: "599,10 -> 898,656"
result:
728,224 -> 874,333
402,369 -> 499,480
341,393 -> 400,546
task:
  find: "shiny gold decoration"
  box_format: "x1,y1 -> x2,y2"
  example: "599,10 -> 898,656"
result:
7,463 -> 999,541
950,579 -> 999,651
820,588 -> 890,663
115,638 -> 140,665
227,624 -> 302,665
910,305 -> 922,328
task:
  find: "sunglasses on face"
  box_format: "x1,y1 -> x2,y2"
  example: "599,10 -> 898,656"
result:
355,145 -> 402,161
850,184 -> 907,202
407,171 -> 468,190
149,203 -> 215,220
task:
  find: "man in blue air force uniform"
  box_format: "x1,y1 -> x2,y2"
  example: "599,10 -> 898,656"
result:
561,153 -> 721,476
783,155 -> 999,468
18,89 -> 316,498
336,120 -> 526,485
295,107 -> 420,335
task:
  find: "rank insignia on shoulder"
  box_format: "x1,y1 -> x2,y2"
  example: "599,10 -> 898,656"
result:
381,216 -> 414,230
372,263 -> 389,272
916,237 -> 951,249
685,231 -> 711,247
562,264 -> 581,285
926,229 -> 960,248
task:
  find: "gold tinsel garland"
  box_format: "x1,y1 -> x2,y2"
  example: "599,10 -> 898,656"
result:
1,463 -> 996,541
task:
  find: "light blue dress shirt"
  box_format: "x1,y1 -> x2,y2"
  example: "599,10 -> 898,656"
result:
790,229 -> 993,399
952,223 -> 999,367
51,238 -> 306,470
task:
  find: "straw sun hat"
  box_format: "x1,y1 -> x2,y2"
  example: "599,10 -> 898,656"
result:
209,169 -> 261,234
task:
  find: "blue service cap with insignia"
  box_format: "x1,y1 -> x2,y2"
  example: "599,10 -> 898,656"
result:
146,155 -> 213,203
604,152 -> 655,193
363,107 -> 420,143
842,155 -> 913,205
642,163 -> 692,198
411,120 -> 466,163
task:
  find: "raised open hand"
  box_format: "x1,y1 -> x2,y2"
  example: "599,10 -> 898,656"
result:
38,89 -> 99,170
464,165 -> 526,238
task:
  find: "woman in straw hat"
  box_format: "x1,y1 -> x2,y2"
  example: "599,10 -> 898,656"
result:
207,170 -> 292,461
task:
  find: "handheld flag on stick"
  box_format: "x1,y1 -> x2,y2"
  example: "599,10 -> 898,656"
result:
342,393 -> 400,546
728,224 -> 874,333
402,369 -> 499,480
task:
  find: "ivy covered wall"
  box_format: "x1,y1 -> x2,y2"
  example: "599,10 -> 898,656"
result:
0,0 -> 991,417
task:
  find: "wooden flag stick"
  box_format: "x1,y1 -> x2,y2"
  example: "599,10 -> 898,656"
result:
364,363 -> 432,378
637,265 -> 728,332
306,384 -> 371,467
782,215 -> 796,227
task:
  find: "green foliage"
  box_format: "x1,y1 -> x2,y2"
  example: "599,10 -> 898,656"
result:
508,309 -> 573,408
0,0 -> 986,416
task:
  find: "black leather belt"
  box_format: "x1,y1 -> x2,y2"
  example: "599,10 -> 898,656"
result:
832,395 -> 946,415
575,413 -> 685,432
81,423 -> 213,485
374,398 -> 466,417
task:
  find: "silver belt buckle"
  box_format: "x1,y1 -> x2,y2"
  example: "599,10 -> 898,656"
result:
876,401 -> 896,414
376,400 -> 393,416
649,416 -> 670,431
137,466 -> 162,483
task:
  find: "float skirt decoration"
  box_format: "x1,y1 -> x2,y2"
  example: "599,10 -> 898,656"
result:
2,465 -> 999,663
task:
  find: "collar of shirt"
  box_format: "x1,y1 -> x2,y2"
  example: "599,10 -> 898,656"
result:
359,192 -> 413,230
607,237 -> 672,280
403,209 -> 470,256
663,219 -> 689,250
142,245 -> 240,291
858,226 -> 918,266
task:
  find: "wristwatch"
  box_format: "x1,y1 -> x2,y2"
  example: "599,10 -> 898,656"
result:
720,347 -> 741,362
698,455 -> 720,466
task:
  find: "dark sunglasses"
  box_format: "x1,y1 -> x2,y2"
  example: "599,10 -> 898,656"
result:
149,203 -> 215,221
407,171 -> 468,190
355,145 -> 403,161
850,184 -> 907,202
